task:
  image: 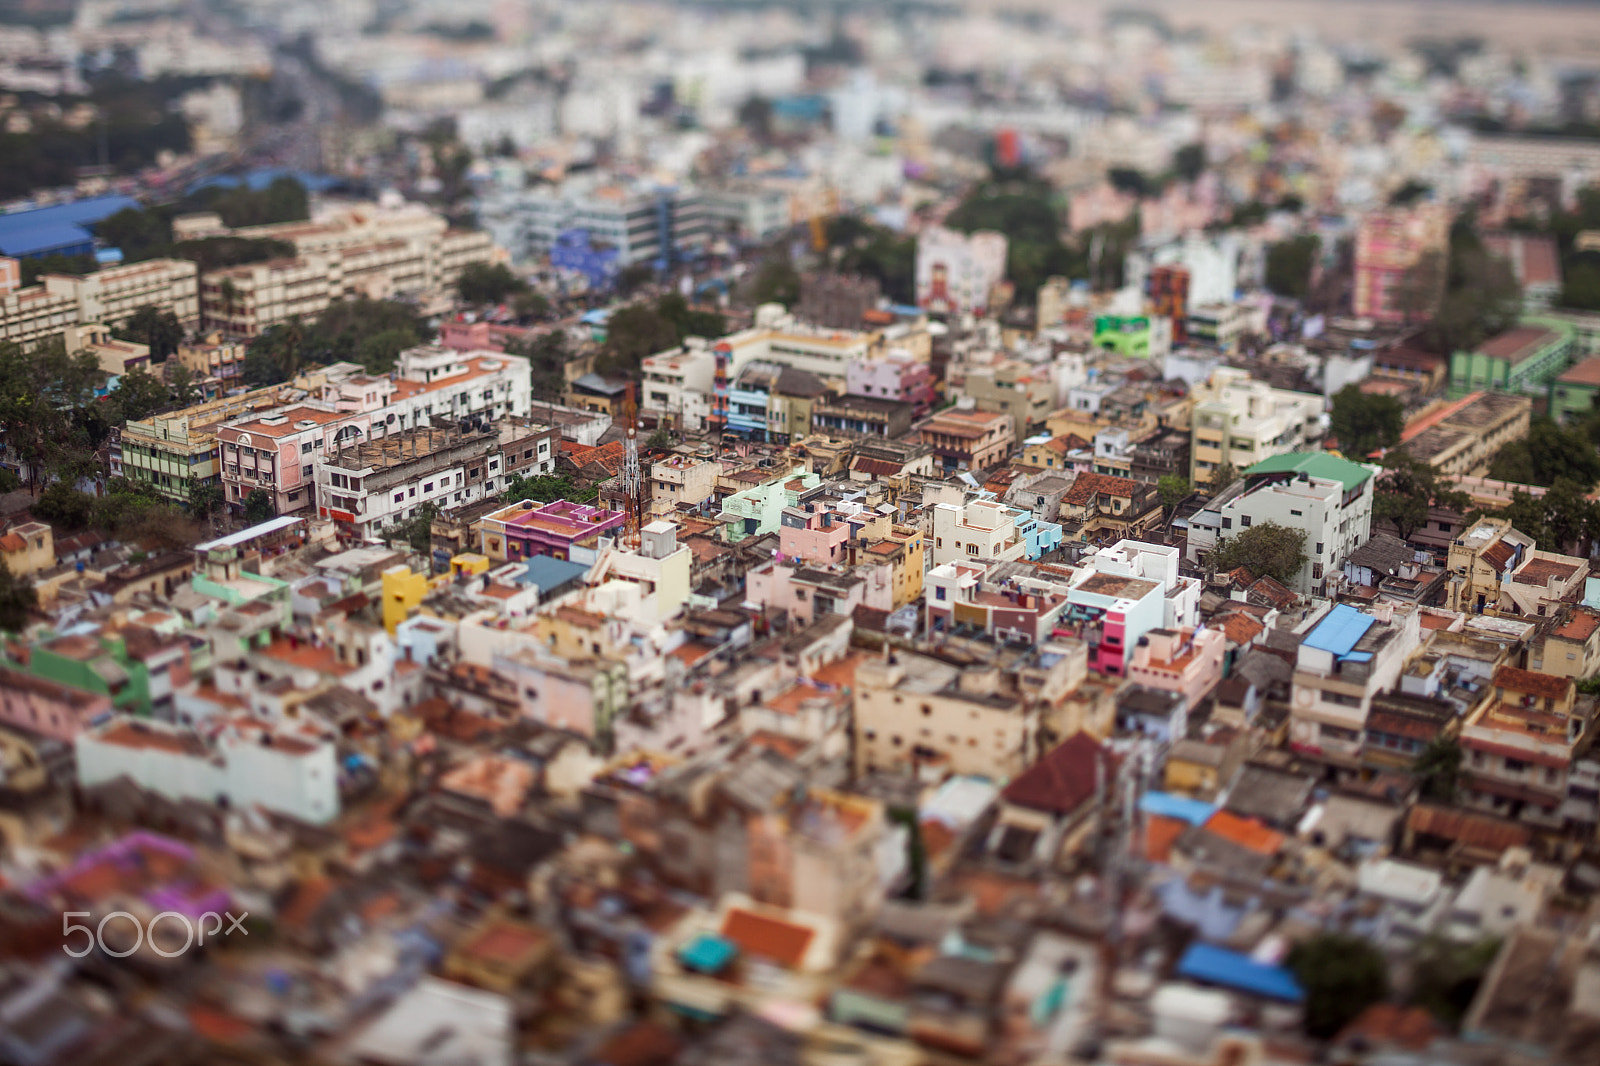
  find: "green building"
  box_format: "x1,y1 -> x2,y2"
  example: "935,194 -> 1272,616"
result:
1448,322 -> 1575,398
22,632 -> 156,716
1093,315 -> 1168,358
1550,358 -> 1600,425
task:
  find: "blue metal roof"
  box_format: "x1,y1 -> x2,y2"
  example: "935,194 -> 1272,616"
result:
0,223 -> 96,258
513,555 -> 590,593
0,195 -> 138,235
1140,791 -> 1216,827
679,932 -> 737,974
1177,944 -> 1304,1003
1302,604 -> 1376,658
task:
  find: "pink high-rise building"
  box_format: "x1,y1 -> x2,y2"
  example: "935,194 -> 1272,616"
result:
1353,204 -> 1450,322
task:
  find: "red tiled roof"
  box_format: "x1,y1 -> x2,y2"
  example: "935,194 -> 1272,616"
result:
1557,357 -> 1600,388
720,907 -> 815,968
1513,557 -> 1582,587
1406,803 -> 1531,851
1063,471 -> 1140,505
1001,732 -> 1115,815
1336,1003 -> 1445,1052
1554,608 -> 1600,642
1493,665 -> 1571,701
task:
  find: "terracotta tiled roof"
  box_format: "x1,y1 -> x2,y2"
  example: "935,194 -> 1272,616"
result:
1336,1003 -> 1445,1052
1063,471 -> 1139,505
1246,576 -> 1296,610
720,907 -> 815,968
1406,802 -> 1531,851
1000,732 -> 1115,815
1493,665 -> 1571,701
1553,608 -> 1600,642
1200,810 -> 1284,855
1481,539 -> 1516,570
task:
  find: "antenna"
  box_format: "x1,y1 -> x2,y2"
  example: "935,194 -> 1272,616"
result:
621,380 -> 644,545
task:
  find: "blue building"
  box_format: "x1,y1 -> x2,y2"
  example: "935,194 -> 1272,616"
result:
550,228 -> 620,291
0,195 -> 138,261
1010,506 -> 1064,559
727,361 -> 779,441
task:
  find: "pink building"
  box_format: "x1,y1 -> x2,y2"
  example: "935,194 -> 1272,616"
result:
1353,204 -> 1450,322
845,351 -> 937,417
438,319 -> 536,353
1126,627 -> 1225,708
1068,182 -> 1138,233
779,508 -> 852,567
0,664 -> 114,741
217,406 -> 373,515
746,560 -> 892,627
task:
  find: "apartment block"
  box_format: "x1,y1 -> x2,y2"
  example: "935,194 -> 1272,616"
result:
918,407 -> 1015,473
479,181 -> 709,266
1187,453 -> 1378,598
315,425 -> 509,543
1289,603 -> 1423,770
0,258 -> 199,346
1459,666 -> 1582,829
1352,203 -> 1450,322
954,362 -> 1054,441
1059,540 -> 1199,676
1448,324 -> 1575,399
915,225 -> 1008,315
1397,391 -> 1532,478
1188,368 -> 1324,484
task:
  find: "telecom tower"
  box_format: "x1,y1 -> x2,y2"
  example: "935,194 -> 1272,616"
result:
621,380 -> 645,545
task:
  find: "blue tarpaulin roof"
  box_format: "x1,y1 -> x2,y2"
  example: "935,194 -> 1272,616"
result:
679,933 -> 737,974
1177,944 -> 1304,1003
1140,791 -> 1216,826
0,195 -> 137,234
1302,603 -> 1375,658
513,555 -> 590,593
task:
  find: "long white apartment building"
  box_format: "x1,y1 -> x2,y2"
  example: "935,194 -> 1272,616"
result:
215,346 -> 531,515
315,424 -> 509,542
0,257 -> 199,345
1186,452 -> 1378,598
477,180 -> 710,266
641,338 -> 716,431
1188,367 -> 1325,484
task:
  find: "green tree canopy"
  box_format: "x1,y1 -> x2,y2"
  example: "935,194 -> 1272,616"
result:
1287,933 -> 1389,1039
1264,235 -> 1321,300
1172,143 -> 1206,183
1413,736 -> 1462,803
1157,475 -> 1190,518
0,337 -> 107,490
243,489 -> 275,524
1374,450 -> 1471,541
598,295 -> 725,377
110,365 -> 176,422
1210,521 -> 1308,585
0,557 -> 37,632
1487,418 -> 1600,488
456,261 -> 529,305
1330,384 -> 1404,456
745,256 -> 801,308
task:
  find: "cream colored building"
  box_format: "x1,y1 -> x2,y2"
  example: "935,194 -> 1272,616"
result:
1189,367 -> 1324,484
931,499 -> 1026,567
0,258 -> 199,346
853,652 -> 1043,781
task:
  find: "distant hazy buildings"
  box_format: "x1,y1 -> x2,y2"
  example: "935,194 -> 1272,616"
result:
915,226 -> 1007,315
1352,203 -> 1450,323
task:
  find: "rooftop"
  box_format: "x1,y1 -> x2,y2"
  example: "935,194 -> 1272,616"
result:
1477,326 -> 1563,363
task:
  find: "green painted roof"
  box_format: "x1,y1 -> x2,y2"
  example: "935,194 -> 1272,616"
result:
1243,452 -> 1374,492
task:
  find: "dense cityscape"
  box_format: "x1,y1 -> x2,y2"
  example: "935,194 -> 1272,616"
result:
9,0 -> 1600,1063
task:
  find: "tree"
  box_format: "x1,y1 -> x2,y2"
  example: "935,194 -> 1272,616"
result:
1397,249 -> 1448,326
1172,143 -> 1206,183
1207,460 -> 1237,493
1374,451 -> 1471,541
1107,167 -> 1151,198
456,262 -> 529,305
746,256 -> 801,308
169,363 -> 199,408
646,428 -> 674,451
110,365 -> 175,422
512,290 -> 550,322
1389,179 -> 1433,206
1210,521 -> 1308,585
1157,475 -> 1190,519
0,557 -> 36,632
117,304 -> 184,362
395,503 -> 438,553
1487,419 -> 1600,488
32,482 -> 96,530
1330,384 -> 1404,457
1410,934 -> 1501,1029
503,472 -> 593,505
1264,235 -> 1320,300
242,489 -> 275,524
1413,736 -> 1462,803
1286,933 -> 1389,1039
0,337 -> 106,490
188,478 -> 224,520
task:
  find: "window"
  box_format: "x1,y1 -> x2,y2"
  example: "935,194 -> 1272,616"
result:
302,465 -> 312,477
423,482 -> 434,493
394,492 -> 404,503
1504,757 -> 1528,772
936,537 -> 942,548
1241,515 -> 1251,527
1315,542 -> 1324,555
287,490 -> 300,501
1289,509 -> 1303,517
1221,517 -> 1232,529
935,587 -> 946,601
967,544 -> 980,555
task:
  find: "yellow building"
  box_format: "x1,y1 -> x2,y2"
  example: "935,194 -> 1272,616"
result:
381,564 -> 430,634
0,522 -> 52,578
849,515 -> 926,609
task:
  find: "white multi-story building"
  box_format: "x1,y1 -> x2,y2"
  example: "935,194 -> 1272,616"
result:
718,305 -> 875,380
641,339 -> 717,431
1187,452 -> 1377,598
1188,367 -> 1325,484
478,180 -> 710,267
76,714 -> 339,824
915,225 -> 1008,315
216,347 -> 531,516
931,499 -> 1027,568
315,424 -> 510,542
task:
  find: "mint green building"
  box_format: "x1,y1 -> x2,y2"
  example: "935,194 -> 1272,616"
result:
1448,322 -> 1575,398
1093,315 -> 1169,359
716,468 -> 821,543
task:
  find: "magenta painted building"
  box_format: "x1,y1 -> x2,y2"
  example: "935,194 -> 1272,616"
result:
480,499 -> 627,563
